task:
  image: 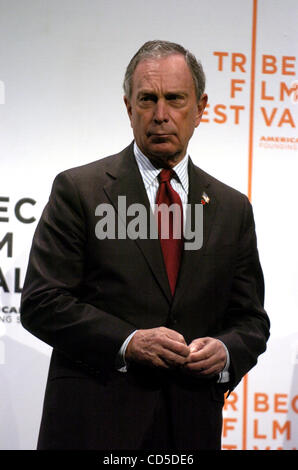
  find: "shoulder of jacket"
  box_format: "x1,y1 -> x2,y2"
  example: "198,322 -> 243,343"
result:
54,143 -> 133,185
193,163 -> 249,205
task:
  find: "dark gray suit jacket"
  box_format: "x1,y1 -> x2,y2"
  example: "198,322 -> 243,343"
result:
20,142 -> 270,449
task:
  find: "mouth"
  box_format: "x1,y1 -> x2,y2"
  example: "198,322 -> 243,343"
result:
147,133 -> 173,139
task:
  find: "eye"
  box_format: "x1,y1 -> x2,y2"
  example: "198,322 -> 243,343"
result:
166,94 -> 180,100
139,94 -> 157,103
165,94 -> 185,104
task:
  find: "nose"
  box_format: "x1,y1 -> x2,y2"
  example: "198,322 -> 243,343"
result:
153,99 -> 169,124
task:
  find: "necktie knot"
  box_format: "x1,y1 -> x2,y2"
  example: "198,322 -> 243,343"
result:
158,169 -> 173,183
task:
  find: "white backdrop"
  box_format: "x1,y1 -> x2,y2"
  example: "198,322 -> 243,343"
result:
0,0 -> 297,450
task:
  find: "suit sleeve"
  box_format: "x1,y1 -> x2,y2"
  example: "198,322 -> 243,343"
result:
215,196 -> 270,389
20,171 -> 136,374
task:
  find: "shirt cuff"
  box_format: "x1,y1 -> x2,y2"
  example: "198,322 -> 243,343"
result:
115,330 -> 137,373
216,340 -> 230,383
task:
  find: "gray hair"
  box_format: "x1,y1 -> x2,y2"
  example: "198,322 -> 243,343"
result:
123,40 -> 206,101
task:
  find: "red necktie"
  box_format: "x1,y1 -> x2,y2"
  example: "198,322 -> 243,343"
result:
155,169 -> 184,295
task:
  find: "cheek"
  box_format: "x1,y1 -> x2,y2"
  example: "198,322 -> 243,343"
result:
133,112 -> 151,132
177,113 -> 196,136
187,109 -> 200,130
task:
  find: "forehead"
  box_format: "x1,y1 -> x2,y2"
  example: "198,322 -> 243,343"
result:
132,54 -> 195,94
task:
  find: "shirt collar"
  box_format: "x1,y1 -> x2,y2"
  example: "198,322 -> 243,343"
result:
133,142 -> 189,193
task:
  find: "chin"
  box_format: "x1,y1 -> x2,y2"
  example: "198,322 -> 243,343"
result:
147,147 -> 183,168
148,143 -> 180,158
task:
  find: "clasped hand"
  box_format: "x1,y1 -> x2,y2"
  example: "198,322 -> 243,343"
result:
125,327 -> 227,377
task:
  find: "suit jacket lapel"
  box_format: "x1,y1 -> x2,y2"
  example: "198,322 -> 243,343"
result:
102,144 -> 172,304
173,158 -> 218,305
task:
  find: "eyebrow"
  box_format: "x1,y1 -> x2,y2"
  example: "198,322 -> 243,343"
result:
137,90 -> 188,98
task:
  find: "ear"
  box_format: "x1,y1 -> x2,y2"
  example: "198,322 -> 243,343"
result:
124,96 -> 133,126
195,93 -> 208,128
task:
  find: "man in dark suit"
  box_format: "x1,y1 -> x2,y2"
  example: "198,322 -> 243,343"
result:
21,40 -> 270,450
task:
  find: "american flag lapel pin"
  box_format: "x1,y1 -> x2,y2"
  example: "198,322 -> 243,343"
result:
201,191 -> 210,205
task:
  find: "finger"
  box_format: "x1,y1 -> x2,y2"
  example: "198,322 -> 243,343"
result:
185,349 -> 226,376
163,329 -> 188,346
156,329 -> 190,357
160,347 -> 189,367
187,338 -> 225,364
188,339 -> 206,354
186,343 -> 214,363
185,356 -> 217,372
151,355 -> 171,369
163,337 -> 190,357
184,358 -> 224,376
